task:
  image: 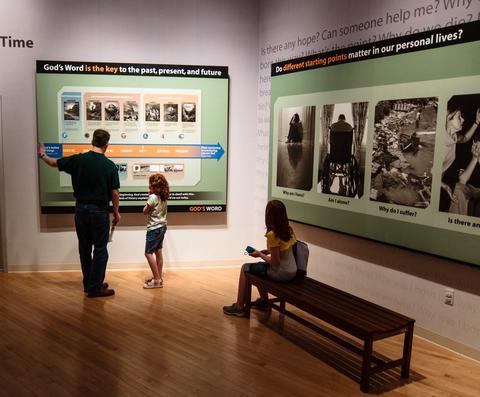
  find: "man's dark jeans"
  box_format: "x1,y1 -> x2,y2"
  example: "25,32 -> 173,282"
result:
75,203 -> 110,292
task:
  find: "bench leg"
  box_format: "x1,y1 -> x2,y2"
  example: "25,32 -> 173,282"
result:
401,322 -> 414,378
360,337 -> 373,393
245,278 -> 252,319
278,300 -> 286,330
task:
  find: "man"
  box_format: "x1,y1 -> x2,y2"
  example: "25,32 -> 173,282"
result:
329,114 -> 354,159
38,129 -> 120,297
326,114 -> 355,195
330,114 -> 353,134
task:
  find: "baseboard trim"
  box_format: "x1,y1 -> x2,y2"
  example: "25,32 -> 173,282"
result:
415,326 -> 480,362
7,260 -> 244,273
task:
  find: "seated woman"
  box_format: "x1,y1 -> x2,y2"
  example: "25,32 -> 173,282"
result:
223,200 -> 297,317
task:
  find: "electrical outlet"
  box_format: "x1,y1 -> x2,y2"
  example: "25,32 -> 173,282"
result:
444,288 -> 454,306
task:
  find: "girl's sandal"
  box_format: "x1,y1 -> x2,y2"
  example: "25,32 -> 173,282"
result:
143,279 -> 163,289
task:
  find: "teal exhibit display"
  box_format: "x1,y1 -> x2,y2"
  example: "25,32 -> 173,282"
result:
37,60 -> 229,213
269,21 -> 480,265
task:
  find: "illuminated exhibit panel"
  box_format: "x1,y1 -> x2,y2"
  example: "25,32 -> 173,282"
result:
37,61 -> 228,212
269,21 -> 480,265
58,87 -> 202,188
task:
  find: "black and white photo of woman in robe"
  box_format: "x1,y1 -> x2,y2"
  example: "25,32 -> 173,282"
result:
317,102 -> 368,198
276,106 -> 315,191
439,94 -> 480,217
86,100 -> 102,121
369,97 -> 437,207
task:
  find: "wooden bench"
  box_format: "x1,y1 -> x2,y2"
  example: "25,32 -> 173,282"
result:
245,274 -> 415,392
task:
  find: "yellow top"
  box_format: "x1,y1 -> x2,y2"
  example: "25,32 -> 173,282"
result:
266,230 -> 296,251
265,229 -> 297,281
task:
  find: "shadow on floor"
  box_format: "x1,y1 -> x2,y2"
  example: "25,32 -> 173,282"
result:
255,310 -> 425,394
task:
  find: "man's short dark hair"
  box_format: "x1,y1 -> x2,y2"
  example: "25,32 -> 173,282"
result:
92,129 -> 110,148
338,114 -> 346,120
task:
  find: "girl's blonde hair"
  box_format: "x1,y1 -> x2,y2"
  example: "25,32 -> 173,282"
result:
149,173 -> 169,201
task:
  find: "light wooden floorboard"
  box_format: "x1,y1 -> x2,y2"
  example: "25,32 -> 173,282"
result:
0,268 -> 479,396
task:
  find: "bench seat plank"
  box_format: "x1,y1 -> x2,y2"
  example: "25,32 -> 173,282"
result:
248,275 -> 412,339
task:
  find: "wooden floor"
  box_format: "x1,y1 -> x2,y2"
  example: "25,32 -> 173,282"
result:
0,268 -> 479,397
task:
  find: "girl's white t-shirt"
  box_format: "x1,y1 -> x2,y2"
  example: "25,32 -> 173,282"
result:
146,194 -> 167,231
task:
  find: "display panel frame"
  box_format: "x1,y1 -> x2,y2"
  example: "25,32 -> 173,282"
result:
37,60 -> 229,213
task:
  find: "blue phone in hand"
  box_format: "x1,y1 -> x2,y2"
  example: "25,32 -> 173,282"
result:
245,245 -> 255,253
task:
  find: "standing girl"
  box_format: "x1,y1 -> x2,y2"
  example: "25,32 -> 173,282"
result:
143,173 -> 169,288
223,200 -> 297,317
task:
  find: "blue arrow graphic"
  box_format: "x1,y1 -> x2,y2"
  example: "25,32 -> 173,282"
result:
200,143 -> 225,160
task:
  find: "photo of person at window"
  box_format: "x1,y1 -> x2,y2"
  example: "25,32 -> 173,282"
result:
276,106 -> 316,191
286,113 -> 303,143
440,95 -> 480,216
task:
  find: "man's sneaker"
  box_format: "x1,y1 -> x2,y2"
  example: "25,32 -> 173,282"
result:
251,298 -> 272,312
223,304 -> 247,317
